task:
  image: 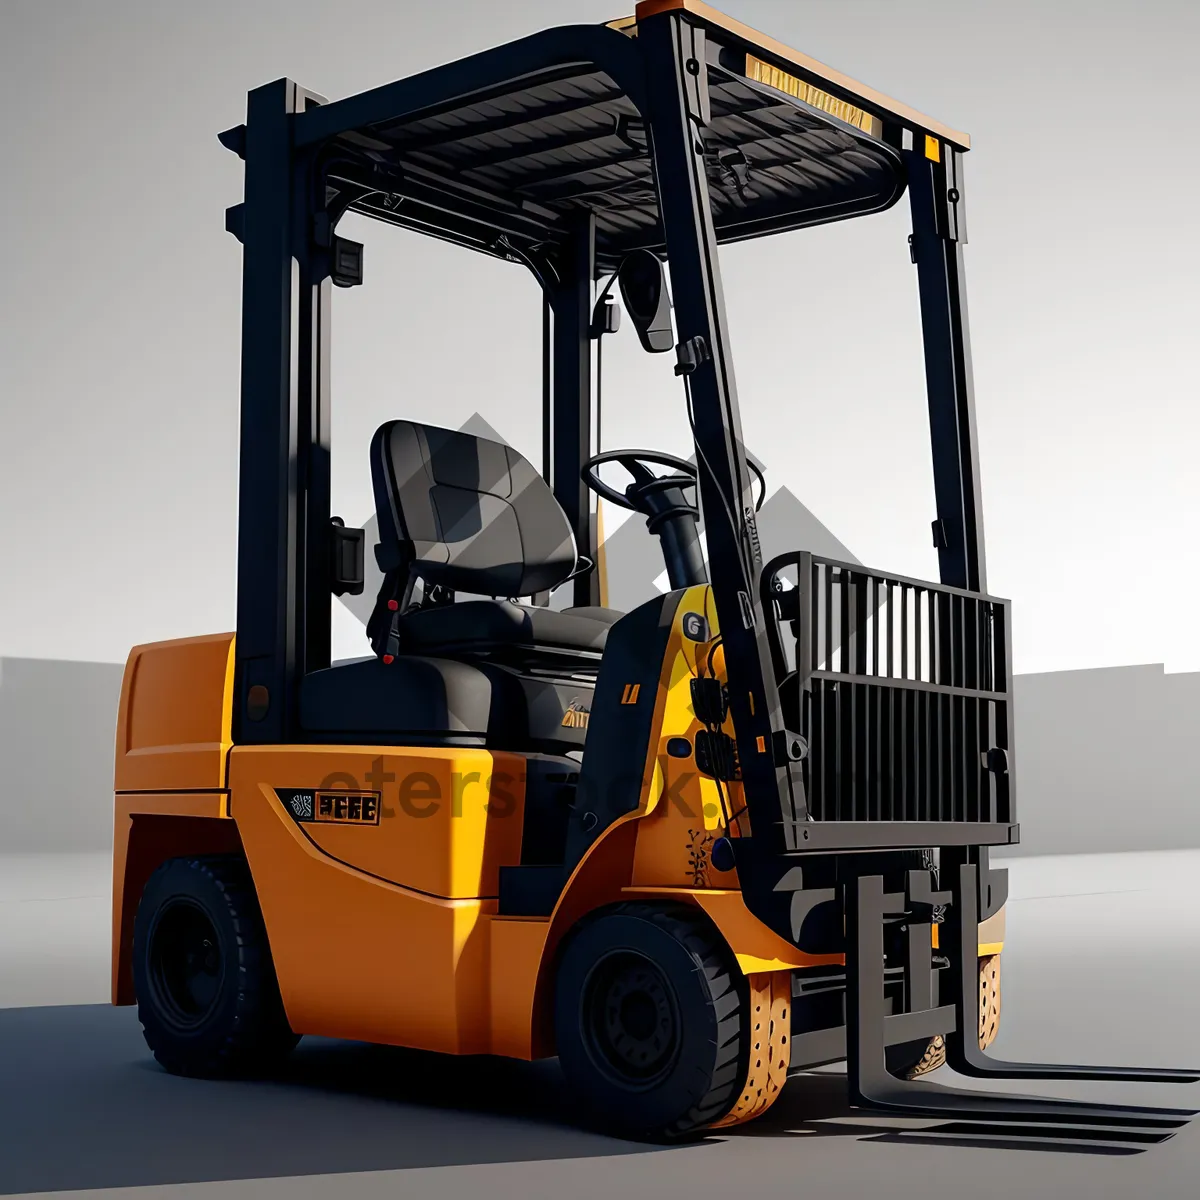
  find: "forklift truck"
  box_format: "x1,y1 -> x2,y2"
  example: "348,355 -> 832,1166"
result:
112,0 -> 1198,1142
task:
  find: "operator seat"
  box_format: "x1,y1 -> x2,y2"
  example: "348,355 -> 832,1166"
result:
299,422 -> 621,754
367,420 -> 620,662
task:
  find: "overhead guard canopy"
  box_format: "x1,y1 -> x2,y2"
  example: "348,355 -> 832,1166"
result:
291,2 -> 968,274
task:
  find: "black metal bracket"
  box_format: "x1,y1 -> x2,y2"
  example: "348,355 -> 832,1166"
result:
677,19 -> 711,128
217,124 -> 247,160
329,518 -> 365,597
224,204 -> 245,243
695,729 -> 739,781
330,236 -> 364,288
771,728 -> 807,764
982,747 -> 1009,775
674,334 -> 711,376
689,676 -> 728,725
773,866 -> 837,943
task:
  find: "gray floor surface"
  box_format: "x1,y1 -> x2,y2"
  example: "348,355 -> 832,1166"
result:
2,849 -> 1198,1198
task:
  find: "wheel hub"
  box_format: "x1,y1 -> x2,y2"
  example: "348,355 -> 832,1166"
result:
584,952 -> 681,1087
148,900 -> 224,1030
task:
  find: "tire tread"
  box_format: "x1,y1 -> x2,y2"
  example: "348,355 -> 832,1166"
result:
133,854 -> 297,1078
578,901 -> 749,1139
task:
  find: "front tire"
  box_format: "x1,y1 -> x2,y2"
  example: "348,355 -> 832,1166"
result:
554,903 -> 749,1141
132,855 -> 298,1078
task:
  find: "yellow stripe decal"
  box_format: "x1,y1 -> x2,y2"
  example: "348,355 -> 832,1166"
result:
746,55 -> 881,138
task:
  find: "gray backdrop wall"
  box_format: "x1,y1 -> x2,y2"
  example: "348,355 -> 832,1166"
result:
1009,665 -> 1200,856
0,658 -> 125,853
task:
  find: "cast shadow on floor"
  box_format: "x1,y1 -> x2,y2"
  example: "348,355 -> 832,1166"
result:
0,1005 -> 1175,1195
0,1004 -> 675,1194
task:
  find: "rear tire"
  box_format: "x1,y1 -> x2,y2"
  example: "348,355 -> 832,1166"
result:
132,855 -> 299,1078
554,903 -> 748,1141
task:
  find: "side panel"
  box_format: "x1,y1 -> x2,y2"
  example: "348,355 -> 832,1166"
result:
488,916 -> 551,1059
115,633 -> 236,793
261,746 -> 528,898
228,746 -> 527,1053
629,584 -> 740,889
559,591 -> 683,872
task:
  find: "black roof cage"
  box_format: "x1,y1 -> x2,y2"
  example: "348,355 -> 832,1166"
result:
239,2 -> 970,277
314,45 -> 906,273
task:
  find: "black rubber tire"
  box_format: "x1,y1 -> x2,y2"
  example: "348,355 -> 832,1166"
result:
554,902 -> 748,1142
131,855 -> 299,1078
887,1033 -> 946,1079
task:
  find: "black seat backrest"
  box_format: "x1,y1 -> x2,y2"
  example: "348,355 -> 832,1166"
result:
370,420 -> 577,604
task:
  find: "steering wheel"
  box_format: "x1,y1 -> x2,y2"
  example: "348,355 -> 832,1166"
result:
582,448 -> 766,512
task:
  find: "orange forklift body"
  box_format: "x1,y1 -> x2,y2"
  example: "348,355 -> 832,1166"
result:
111,593 -> 1002,1060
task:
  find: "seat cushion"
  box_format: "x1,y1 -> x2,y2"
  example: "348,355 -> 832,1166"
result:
299,654 -> 599,753
301,655 -> 504,738
400,600 -> 621,654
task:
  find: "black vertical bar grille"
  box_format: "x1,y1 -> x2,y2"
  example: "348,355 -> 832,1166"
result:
764,553 -> 1011,827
